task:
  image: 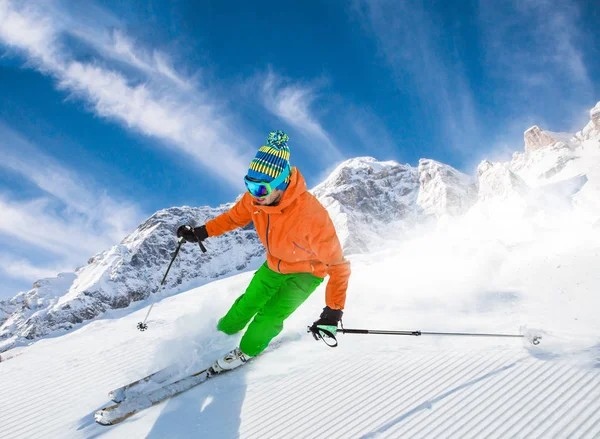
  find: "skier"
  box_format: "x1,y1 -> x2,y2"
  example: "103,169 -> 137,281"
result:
177,130 -> 351,372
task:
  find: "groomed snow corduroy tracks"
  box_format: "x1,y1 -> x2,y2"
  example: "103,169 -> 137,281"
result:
1,334 -> 599,438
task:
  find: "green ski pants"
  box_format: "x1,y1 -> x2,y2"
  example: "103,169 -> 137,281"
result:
217,262 -> 324,357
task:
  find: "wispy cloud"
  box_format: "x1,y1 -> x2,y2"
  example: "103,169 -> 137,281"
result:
71,28 -> 195,90
0,254 -> 69,284
0,0 -> 251,187
477,0 -> 594,132
261,71 -> 343,161
472,0 -> 595,164
352,0 -> 482,155
0,124 -> 145,287
479,0 -> 591,90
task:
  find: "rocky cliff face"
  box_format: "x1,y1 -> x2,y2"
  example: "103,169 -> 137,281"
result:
476,102 -> 600,220
477,161 -> 529,201
311,157 -> 421,253
590,103 -> 600,132
417,159 -> 477,217
524,126 -> 560,152
0,206 -> 264,350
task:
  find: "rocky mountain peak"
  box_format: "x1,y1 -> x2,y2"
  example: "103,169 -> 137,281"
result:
524,126 -> 560,152
312,157 -> 420,253
477,160 -> 529,201
591,102 -> 600,131
417,159 -> 476,217
3,100 -> 600,353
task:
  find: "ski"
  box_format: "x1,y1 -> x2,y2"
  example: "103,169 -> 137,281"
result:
96,336 -> 297,425
95,365 -> 226,425
108,364 -> 181,403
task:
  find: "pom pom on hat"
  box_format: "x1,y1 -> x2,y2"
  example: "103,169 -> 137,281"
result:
266,130 -> 289,149
247,130 -> 291,191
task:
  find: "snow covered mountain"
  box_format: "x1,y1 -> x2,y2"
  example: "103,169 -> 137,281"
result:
1,101 -> 599,354
0,157 -> 473,352
1,185 -> 599,438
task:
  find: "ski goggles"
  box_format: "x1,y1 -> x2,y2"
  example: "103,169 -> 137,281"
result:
244,165 -> 291,198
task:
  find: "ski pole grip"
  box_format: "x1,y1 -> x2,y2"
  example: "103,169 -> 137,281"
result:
198,241 -> 207,253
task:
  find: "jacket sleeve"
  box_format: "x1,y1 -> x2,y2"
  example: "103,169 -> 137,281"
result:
308,206 -> 351,310
205,193 -> 253,237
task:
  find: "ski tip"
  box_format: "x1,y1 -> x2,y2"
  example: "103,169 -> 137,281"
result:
94,410 -> 113,426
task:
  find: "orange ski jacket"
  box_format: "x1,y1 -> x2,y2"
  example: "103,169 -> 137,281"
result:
205,167 -> 350,310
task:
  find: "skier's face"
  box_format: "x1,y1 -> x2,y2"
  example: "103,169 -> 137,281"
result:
254,189 -> 284,206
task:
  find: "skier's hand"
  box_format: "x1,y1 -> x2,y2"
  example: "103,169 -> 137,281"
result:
176,225 -> 208,243
310,306 -> 343,339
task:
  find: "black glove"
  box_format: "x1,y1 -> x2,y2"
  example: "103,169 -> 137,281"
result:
176,225 -> 208,243
310,306 -> 343,343
313,306 -> 343,327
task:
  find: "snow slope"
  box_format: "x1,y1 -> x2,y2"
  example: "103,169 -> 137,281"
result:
1,102 -> 599,437
1,157 -> 474,352
1,211 -> 599,438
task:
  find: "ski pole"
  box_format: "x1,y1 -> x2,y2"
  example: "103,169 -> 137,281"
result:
309,325 -> 541,347
338,328 -> 540,344
137,236 -> 206,331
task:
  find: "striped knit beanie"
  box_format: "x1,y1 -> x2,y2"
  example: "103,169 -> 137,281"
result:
247,130 -> 291,191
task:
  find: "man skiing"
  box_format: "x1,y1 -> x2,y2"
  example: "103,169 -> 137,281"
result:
177,130 -> 351,372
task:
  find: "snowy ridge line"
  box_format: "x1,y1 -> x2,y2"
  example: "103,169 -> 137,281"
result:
346,353 -> 501,438
412,356 -> 529,435
440,359 -> 556,437
243,355 -> 375,437
526,373 -> 598,438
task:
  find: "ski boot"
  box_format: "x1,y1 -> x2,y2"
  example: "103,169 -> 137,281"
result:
209,347 -> 251,375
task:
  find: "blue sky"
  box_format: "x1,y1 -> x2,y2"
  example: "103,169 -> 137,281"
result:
0,0 -> 598,298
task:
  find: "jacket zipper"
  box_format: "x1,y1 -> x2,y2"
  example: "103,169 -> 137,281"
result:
266,214 -> 271,255
265,214 -> 281,273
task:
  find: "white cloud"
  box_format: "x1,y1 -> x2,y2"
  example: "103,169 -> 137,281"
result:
478,0 -> 592,94
70,28 -> 195,90
0,195 -> 112,259
261,71 -> 343,161
0,125 -> 146,290
0,254 -> 65,283
0,0 -> 251,187
0,125 -> 143,242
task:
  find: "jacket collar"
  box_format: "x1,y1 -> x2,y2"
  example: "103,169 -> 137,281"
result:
251,167 -> 306,214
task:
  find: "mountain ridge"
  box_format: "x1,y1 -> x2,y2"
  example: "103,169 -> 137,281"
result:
1,101 -> 599,352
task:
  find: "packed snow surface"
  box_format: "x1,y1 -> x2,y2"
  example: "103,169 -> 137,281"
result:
1,212 -> 599,438
1,102 -> 600,437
